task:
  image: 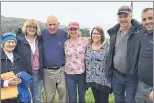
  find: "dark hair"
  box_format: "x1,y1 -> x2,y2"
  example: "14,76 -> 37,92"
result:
91,26 -> 105,44
142,8 -> 153,13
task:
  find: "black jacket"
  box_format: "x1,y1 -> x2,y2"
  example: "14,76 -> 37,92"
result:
15,33 -> 44,78
106,19 -> 143,78
1,49 -> 24,87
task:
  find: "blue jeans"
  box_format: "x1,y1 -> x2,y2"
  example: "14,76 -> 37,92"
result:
135,80 -> 153,103
112,71 -> 138,103
29,71 -> 43,103
66,73 -> 86,103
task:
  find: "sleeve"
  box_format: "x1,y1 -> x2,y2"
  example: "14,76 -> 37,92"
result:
1,79 -> 9,87
3,80 -> 9,87
1,79 -> 4,87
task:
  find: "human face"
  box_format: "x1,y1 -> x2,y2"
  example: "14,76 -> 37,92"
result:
26,25 -> 37,36
46,19 -> 59,34
141,10 -> 153,32
3,40 -> 16,52
68,28 -> 79,38
92,29 -> 101,43
118,13 -> 132,30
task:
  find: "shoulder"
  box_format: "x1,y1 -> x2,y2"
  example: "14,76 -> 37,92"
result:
64,40 -> 69,45
57,29 -> 68,40
86,43 -> 91,49
58,29 -> 67,34
41,29 -> 48,33
16,33 -> 25,43
81,37 -> 90,41
41,29 -> 48,36
81,37 -> 91,44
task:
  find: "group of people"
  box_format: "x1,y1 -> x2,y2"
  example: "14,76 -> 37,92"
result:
1,5 -> 153,103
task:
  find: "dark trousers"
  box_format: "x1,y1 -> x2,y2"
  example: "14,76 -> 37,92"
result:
112,71 -> 138,103
91,87 -> 109,103
66,73 -> 86,103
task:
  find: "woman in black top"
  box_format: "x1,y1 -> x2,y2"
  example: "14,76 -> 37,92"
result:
1,32 -> 23,103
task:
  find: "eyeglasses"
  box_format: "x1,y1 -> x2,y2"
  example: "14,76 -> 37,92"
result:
92,33 -> 100,35
27,26 -> 37,29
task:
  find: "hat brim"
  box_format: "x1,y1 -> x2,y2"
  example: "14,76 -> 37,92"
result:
117,11 -> 131,15
68,26 -> 79,29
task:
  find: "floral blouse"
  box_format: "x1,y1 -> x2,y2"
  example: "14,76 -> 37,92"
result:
64,37 -> 90,74
85,42 -> 111,88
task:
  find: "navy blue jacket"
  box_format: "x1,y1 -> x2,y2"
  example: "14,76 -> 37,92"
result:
1,49 -> 24,87
15,33 -> 44,78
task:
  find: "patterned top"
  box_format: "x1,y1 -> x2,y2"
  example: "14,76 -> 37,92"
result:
85,42 -> 111,88
65,37 -> 90,74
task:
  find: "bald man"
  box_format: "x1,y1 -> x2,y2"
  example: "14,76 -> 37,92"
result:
41,15 -> 68,102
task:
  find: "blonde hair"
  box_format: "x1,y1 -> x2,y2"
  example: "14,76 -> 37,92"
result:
67,29 -> 81,39
22,19 -> 41,36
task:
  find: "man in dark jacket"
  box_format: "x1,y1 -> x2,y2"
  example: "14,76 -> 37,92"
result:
106,5 -> 143,103
135,8 -> 153,103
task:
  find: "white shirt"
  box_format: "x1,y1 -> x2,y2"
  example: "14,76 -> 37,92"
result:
3,51 -> 13,87
25,36 -> 37,54
4,51 -> 14,62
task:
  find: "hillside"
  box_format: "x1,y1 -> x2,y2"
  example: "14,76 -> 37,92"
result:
1,15 -> 90,37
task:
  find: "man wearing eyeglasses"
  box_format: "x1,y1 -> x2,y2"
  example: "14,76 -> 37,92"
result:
41,15 -> 68,103
135,8 -> 153,103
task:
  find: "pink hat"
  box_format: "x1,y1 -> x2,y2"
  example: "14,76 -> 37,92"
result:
68,22 -> 80,29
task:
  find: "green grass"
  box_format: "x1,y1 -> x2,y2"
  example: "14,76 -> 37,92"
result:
85,88 -> 114,103
42,88 -> 115,103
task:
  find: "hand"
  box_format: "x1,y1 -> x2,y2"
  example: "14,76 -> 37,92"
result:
8,76 -> 20,87
149,91 -> 153,101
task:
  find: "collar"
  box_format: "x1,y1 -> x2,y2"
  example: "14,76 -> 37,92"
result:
107,19 -> 142,36
1,49 -> 20,61
25,35 -> 37,44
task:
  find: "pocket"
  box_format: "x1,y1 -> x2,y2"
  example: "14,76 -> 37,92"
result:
144,84 -> 153,95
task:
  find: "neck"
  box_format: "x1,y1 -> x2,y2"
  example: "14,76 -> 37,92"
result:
92,41 -> 101,46
70,36 -> 79,40
26,35 -> 36,41
148,30 -> 153,33
120,24 -> 132,33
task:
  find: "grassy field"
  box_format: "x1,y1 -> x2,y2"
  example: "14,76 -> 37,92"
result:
85,88 -> 114,103
42,88 -> 115,103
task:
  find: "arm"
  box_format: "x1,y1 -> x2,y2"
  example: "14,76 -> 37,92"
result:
1,77 -> 20,87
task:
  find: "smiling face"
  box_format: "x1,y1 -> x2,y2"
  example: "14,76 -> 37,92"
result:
3,40 -> 16,52
141,9 -> 153,32
46,16 -> 60,35
92,29 -> 102,43
68,28 -> 79,38
26,25 -> 37,36
118,12 -> 132,30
